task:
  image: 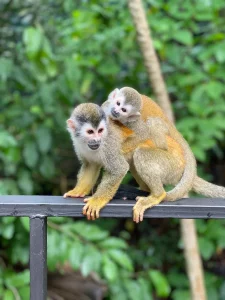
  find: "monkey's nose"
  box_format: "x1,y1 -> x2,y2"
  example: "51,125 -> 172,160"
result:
111,108 -> 119,118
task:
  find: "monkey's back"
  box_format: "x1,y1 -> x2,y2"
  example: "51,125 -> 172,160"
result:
141,95 -> 169,123
140,95 -> 185,165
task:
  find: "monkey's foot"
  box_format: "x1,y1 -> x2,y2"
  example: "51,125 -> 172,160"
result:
83,197 -> 107,221
63,187 -> 90,198
133,192 -> 166,223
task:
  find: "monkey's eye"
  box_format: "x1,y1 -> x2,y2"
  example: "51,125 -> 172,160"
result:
87,129 -> 94,134
122,108 -> 127,113
98,128 -> 104,133
117,101 -> 120,106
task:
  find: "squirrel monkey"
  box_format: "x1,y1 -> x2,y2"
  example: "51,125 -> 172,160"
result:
103,87 -> 225,222
64,103 -> 185,223
64,103 -> 130,220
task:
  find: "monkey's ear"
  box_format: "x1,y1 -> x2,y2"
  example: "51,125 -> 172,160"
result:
67,119 -> 76,130
108,88 -> 120,100
127,112 -> 141,121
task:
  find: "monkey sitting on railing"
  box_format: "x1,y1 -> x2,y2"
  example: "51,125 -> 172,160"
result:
64,91 -> 225,223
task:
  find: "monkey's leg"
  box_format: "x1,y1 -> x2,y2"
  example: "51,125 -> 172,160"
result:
130,163 -> 149,192
64,162 -> 100,198
83,159 -> 129,221
132,148 -> 176,223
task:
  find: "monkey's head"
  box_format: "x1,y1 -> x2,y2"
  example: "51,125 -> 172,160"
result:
105,87 -> 142,124
67,103 -> 108,151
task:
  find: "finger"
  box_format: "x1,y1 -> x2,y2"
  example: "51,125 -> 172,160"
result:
63,193 -> 67,198
77,194 -> 85,198
83,198 -> 90,203
96,209 -> 100,219
83,204 -> 88,215
87,209 -> 92,220
91,210 -> 96,221
133,211 -> 138,223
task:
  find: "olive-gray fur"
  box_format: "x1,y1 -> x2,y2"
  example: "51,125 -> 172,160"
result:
112,87 -> 225,200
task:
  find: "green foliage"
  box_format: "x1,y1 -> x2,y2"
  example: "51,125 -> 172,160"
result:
1,0 -> 225,299
0,268 -> 30,298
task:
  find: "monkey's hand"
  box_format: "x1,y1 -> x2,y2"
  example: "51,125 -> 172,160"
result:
63,186 -> 91,198
83,197 -> 108,220
133,192 -> 166,223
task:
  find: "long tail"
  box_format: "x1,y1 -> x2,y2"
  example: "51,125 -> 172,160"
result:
193,176 -> 225,197
165,126 -> 197,201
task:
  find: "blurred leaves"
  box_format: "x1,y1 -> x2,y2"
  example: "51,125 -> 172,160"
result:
149,270 -> 171,297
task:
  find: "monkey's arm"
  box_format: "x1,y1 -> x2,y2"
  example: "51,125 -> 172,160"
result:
64,161 -> 101,198
147,117 -> 169,151
83,157 -> 129,220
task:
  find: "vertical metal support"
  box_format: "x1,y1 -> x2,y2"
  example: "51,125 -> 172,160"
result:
30,217 -> 47,300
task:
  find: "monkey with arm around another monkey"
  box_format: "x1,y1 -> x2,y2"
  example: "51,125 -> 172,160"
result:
64,88 -> 225,223
64,103 -> 131,220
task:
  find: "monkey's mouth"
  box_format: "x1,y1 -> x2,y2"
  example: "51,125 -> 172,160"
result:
88,143 -> 100,150
111,109 -> 120,118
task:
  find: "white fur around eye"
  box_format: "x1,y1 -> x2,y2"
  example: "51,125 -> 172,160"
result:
97,120 -> 107,136
80,123 -> 95,137
123,104 -> 132,115
114,96 -> 125,105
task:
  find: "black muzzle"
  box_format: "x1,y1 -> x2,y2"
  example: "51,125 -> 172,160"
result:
88,140 -> 101,150
111,108 -> 120,118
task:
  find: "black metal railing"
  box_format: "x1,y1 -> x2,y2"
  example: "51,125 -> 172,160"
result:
1,195 -> 225,300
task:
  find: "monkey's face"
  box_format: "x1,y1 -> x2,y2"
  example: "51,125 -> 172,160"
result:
67,104 -> 108,151
106,89 -> 132,122
110,98 -> 133,122
105,88 -> 141,123
79,120 -> 107,150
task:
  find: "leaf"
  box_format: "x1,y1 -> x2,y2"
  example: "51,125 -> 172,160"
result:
3,290 -> 14,300
220,281 -> 225,299
2,217 -> 16,225
198,237 -> 215,260
98,237 -> 127,249
149,270 -> 171,297
39,156 -> 55,178
2,224 -> 14,239
205,81 -> 224,99
20,217 -> 30,232
35,127 -> 52,153
172,289 -> 191,300
23,27 -> 43,59
206,287 -> 219,300
5,270 -> 30,288
23,141 -> 39,168
102,254 -> 118,282
0,131 -> 17,148
138,278 -> 153,300
18,286 -> 30,299
124,279 -> 141,300
81,247 -> 101,276
173,30 -> 193,46
108,249 -> 133,271
0,58 -> 13,81
69,242 -> 83,270
18,170 -> 33,194
72,222 -> 109,241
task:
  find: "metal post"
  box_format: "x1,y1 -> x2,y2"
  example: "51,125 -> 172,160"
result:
30,217 -> 47,300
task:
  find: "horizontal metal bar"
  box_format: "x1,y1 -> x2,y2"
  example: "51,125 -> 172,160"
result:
30,217 -> 47,300
0,195 -> 225,219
